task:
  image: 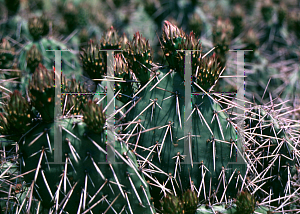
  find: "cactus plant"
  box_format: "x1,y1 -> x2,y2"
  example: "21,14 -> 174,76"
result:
25,44 -> 43,73
235,190 -> 256,214
120,21 -> 247,211
1,58 -> 154,213
0,90 -> 32,141
1,0 -> 300,211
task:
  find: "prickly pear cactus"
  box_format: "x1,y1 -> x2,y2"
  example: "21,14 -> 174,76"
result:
122,21 -> 246,210
28,63 -> 55,123
10,63 -> 155,213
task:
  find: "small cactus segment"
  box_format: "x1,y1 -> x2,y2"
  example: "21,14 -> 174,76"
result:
40,14 -> 50,37
28,63 -> 55,123
160,193 -> 184,214
0,90 -> 32,141
80,41 -> 106,82
62,1 -> 80,33
0,39 -> 15,70
160,189 -> 198,214
81,100 -> 105,134
28,16 -> 44,41
181,189 -> 199,214
277,3 -> 287,26
61,76 -> 92,115
25,45 -> 43,73
161,20 -> 185,70
162,21 -> 202,78
194,53 -> 222,91
81,27 -> 129,83
124,32 -> 153,84
100,26 -> 127,50
235,190 -> 256,214
212,18 -> 233,67
114,53 -> 133,103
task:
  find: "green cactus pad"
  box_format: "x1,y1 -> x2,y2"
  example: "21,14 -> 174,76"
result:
28,63 -> 55,123
18,117 -> 154,213
25,44 -> 43,73
124,67 -> 246,208
124,32 -> 153,84
0,90 -> 32,141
